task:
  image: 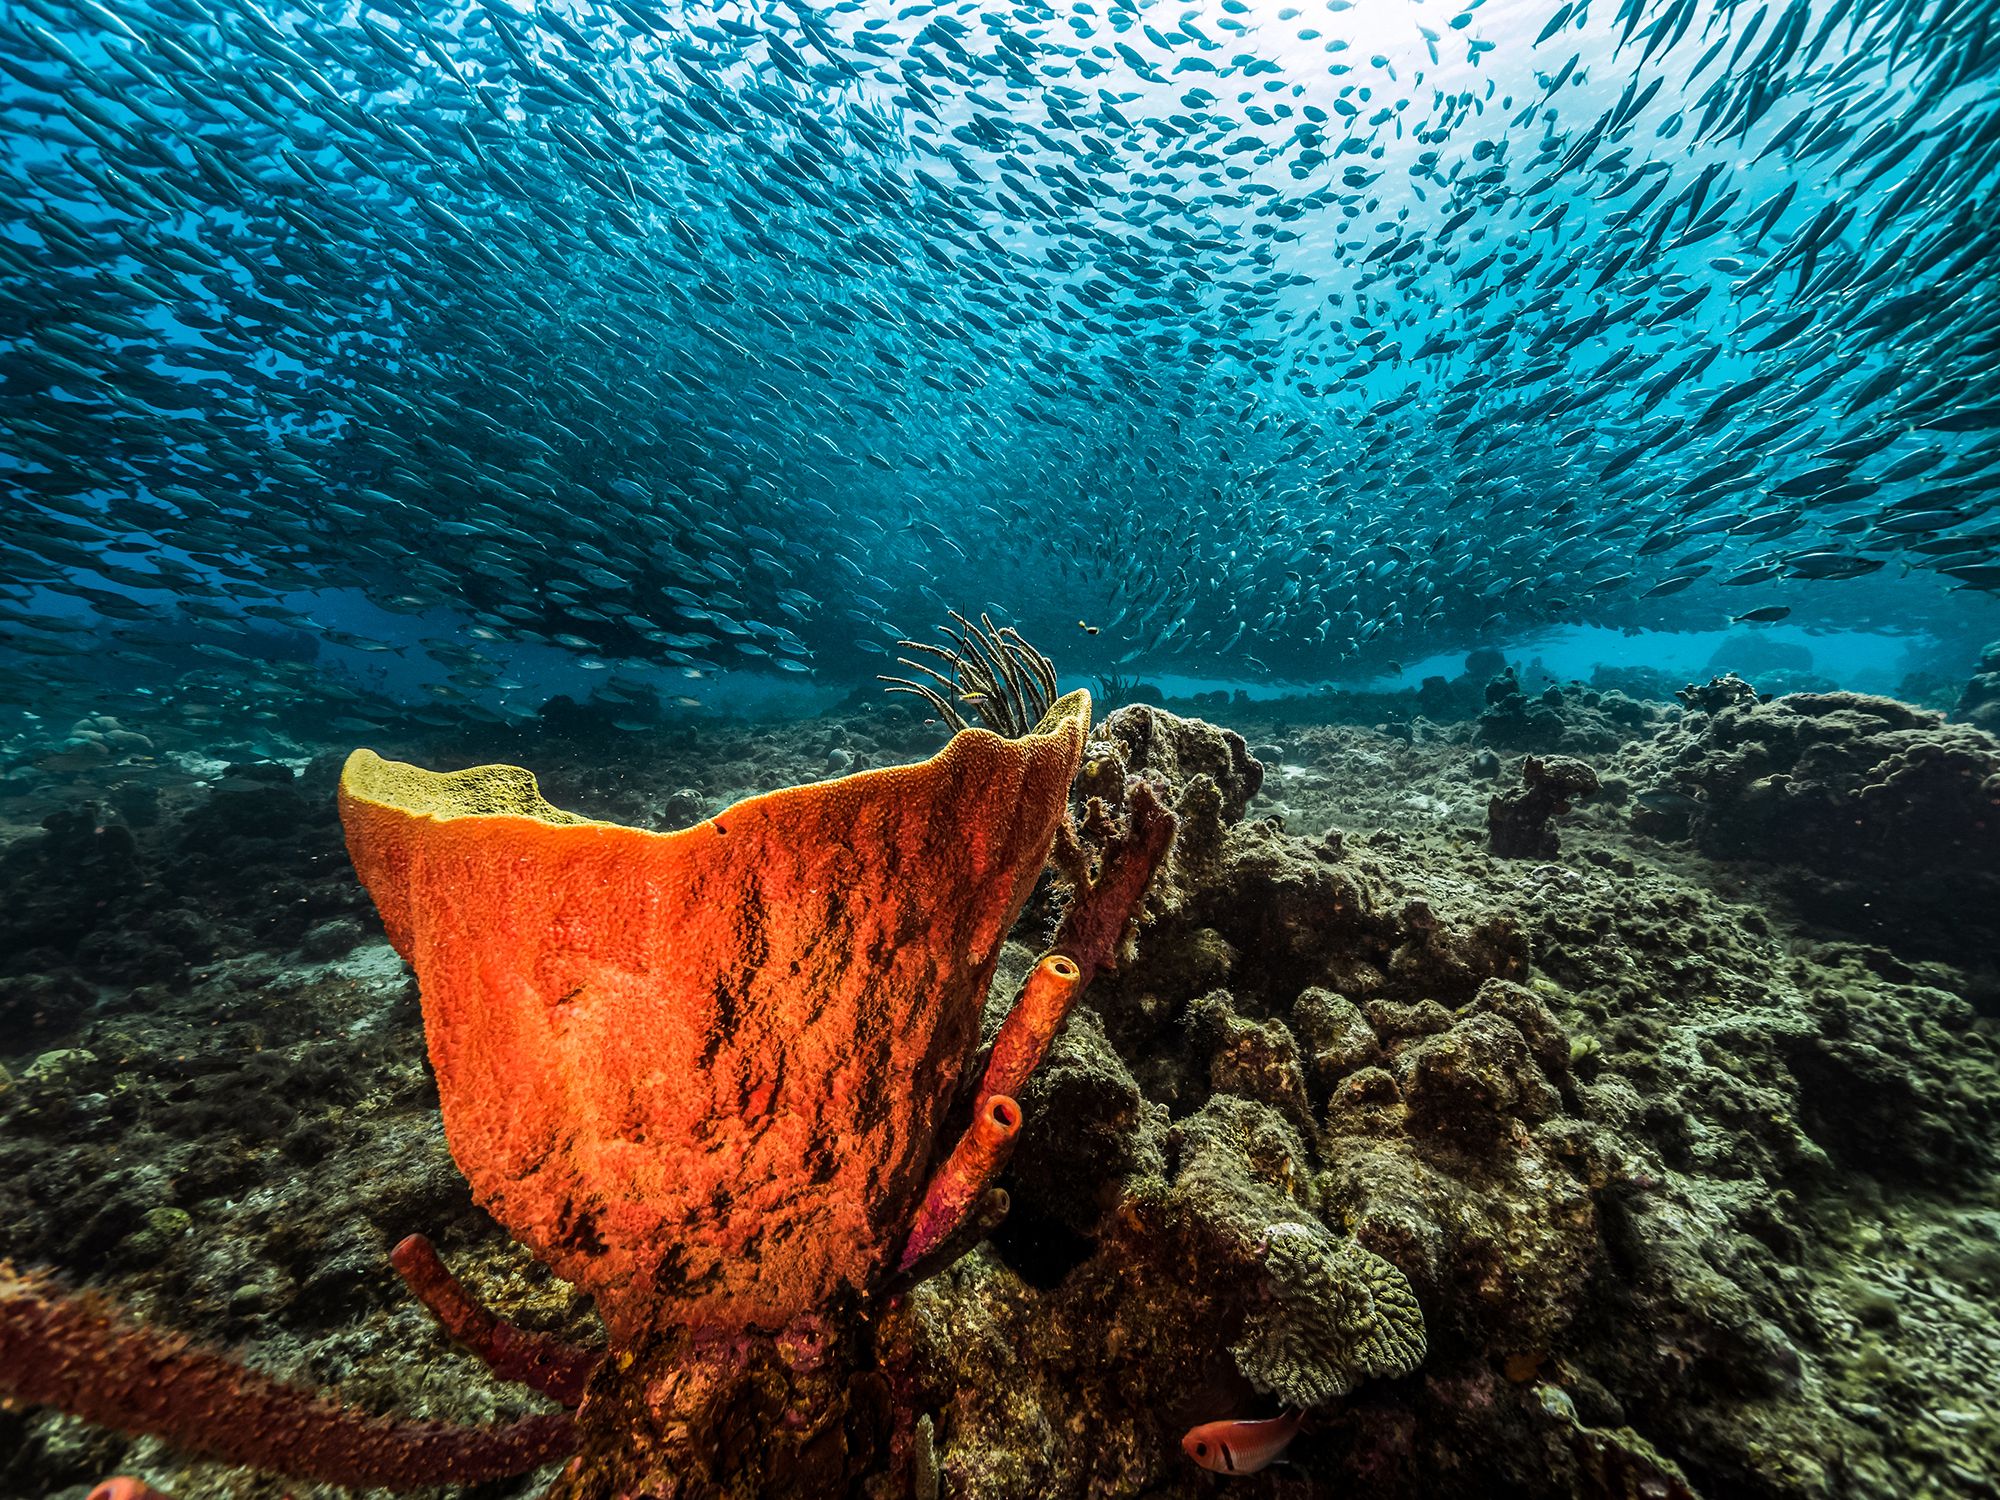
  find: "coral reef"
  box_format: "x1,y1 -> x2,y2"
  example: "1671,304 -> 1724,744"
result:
1588,663 -> 1681,702
1093,673 -> 1166,714
2,689 -> 1181,1500
1673,673 -> 1759,715
2,693 -> 1997,1500
1621,682 -> 2000,964
903,704 -> 1999,1499
1488,756 -> 1603,859
1477,673 -> 1663,754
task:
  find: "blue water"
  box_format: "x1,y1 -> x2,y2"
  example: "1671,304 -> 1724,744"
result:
2,0 -> 1998,716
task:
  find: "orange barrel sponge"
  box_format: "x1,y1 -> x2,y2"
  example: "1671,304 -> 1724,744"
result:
339,691 -> 1090,1345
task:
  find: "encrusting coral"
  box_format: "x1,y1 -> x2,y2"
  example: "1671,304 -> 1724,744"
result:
0,636 -> 1180,1499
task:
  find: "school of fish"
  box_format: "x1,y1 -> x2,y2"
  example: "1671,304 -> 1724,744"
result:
2,0 -> 1998,718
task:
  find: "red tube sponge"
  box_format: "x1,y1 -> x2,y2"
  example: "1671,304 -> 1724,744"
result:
981,953 -> 1083,1104
897,1094 -> 1023,1271
0,1263 -> 575,1489
390,1235 -> 600,1408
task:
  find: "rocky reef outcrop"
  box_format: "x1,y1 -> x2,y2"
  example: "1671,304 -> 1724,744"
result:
1957,641 -> 2000,736
885,708 -> 1657,1496
1488,755 -> 1602,858
1081,702 -> 1264,822
1478,672 -> 1664,754
894,705 -> 2000,1500
1413,648 -> 1511,723
1621,680 -> 2000,965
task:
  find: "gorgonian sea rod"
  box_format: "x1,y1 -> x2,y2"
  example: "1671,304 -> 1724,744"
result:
2,685 -> 1180,1499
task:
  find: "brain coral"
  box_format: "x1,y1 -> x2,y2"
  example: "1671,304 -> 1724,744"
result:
1231,1218 -> 1427,1406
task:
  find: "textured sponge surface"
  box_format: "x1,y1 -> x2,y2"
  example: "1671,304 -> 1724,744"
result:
338,691 -> 1090,1342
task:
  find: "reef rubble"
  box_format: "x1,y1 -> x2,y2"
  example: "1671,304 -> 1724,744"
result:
0,684 -> 1995,1500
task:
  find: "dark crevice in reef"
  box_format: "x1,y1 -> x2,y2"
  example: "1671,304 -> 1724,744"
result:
988,1200 -> 1098,1291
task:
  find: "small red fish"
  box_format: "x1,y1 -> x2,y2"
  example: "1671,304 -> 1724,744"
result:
87,1480 -> 172,1500
1180,1410 -> 1304,1474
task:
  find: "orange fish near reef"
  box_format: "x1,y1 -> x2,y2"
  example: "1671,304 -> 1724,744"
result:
86,1481 -> 172,1500
1181,1410 -> 1304,1474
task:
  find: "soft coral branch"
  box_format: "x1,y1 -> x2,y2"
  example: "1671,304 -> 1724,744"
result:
0,1262 -> 576,1490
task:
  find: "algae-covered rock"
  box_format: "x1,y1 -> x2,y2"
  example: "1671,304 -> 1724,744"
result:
299,914 -> 365,960
1171,1093 -> 1318,1239
1009,1006 -> 1166,1236
1187,989 -> 1313,1130
21,1047 -> 99,1084
1088,704 -> 1263,821
1487,754 -> 1602,859
1395,1010 -> 1564,1128
1292,986 -> 1384,1093
1621,684 -> 2000,961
